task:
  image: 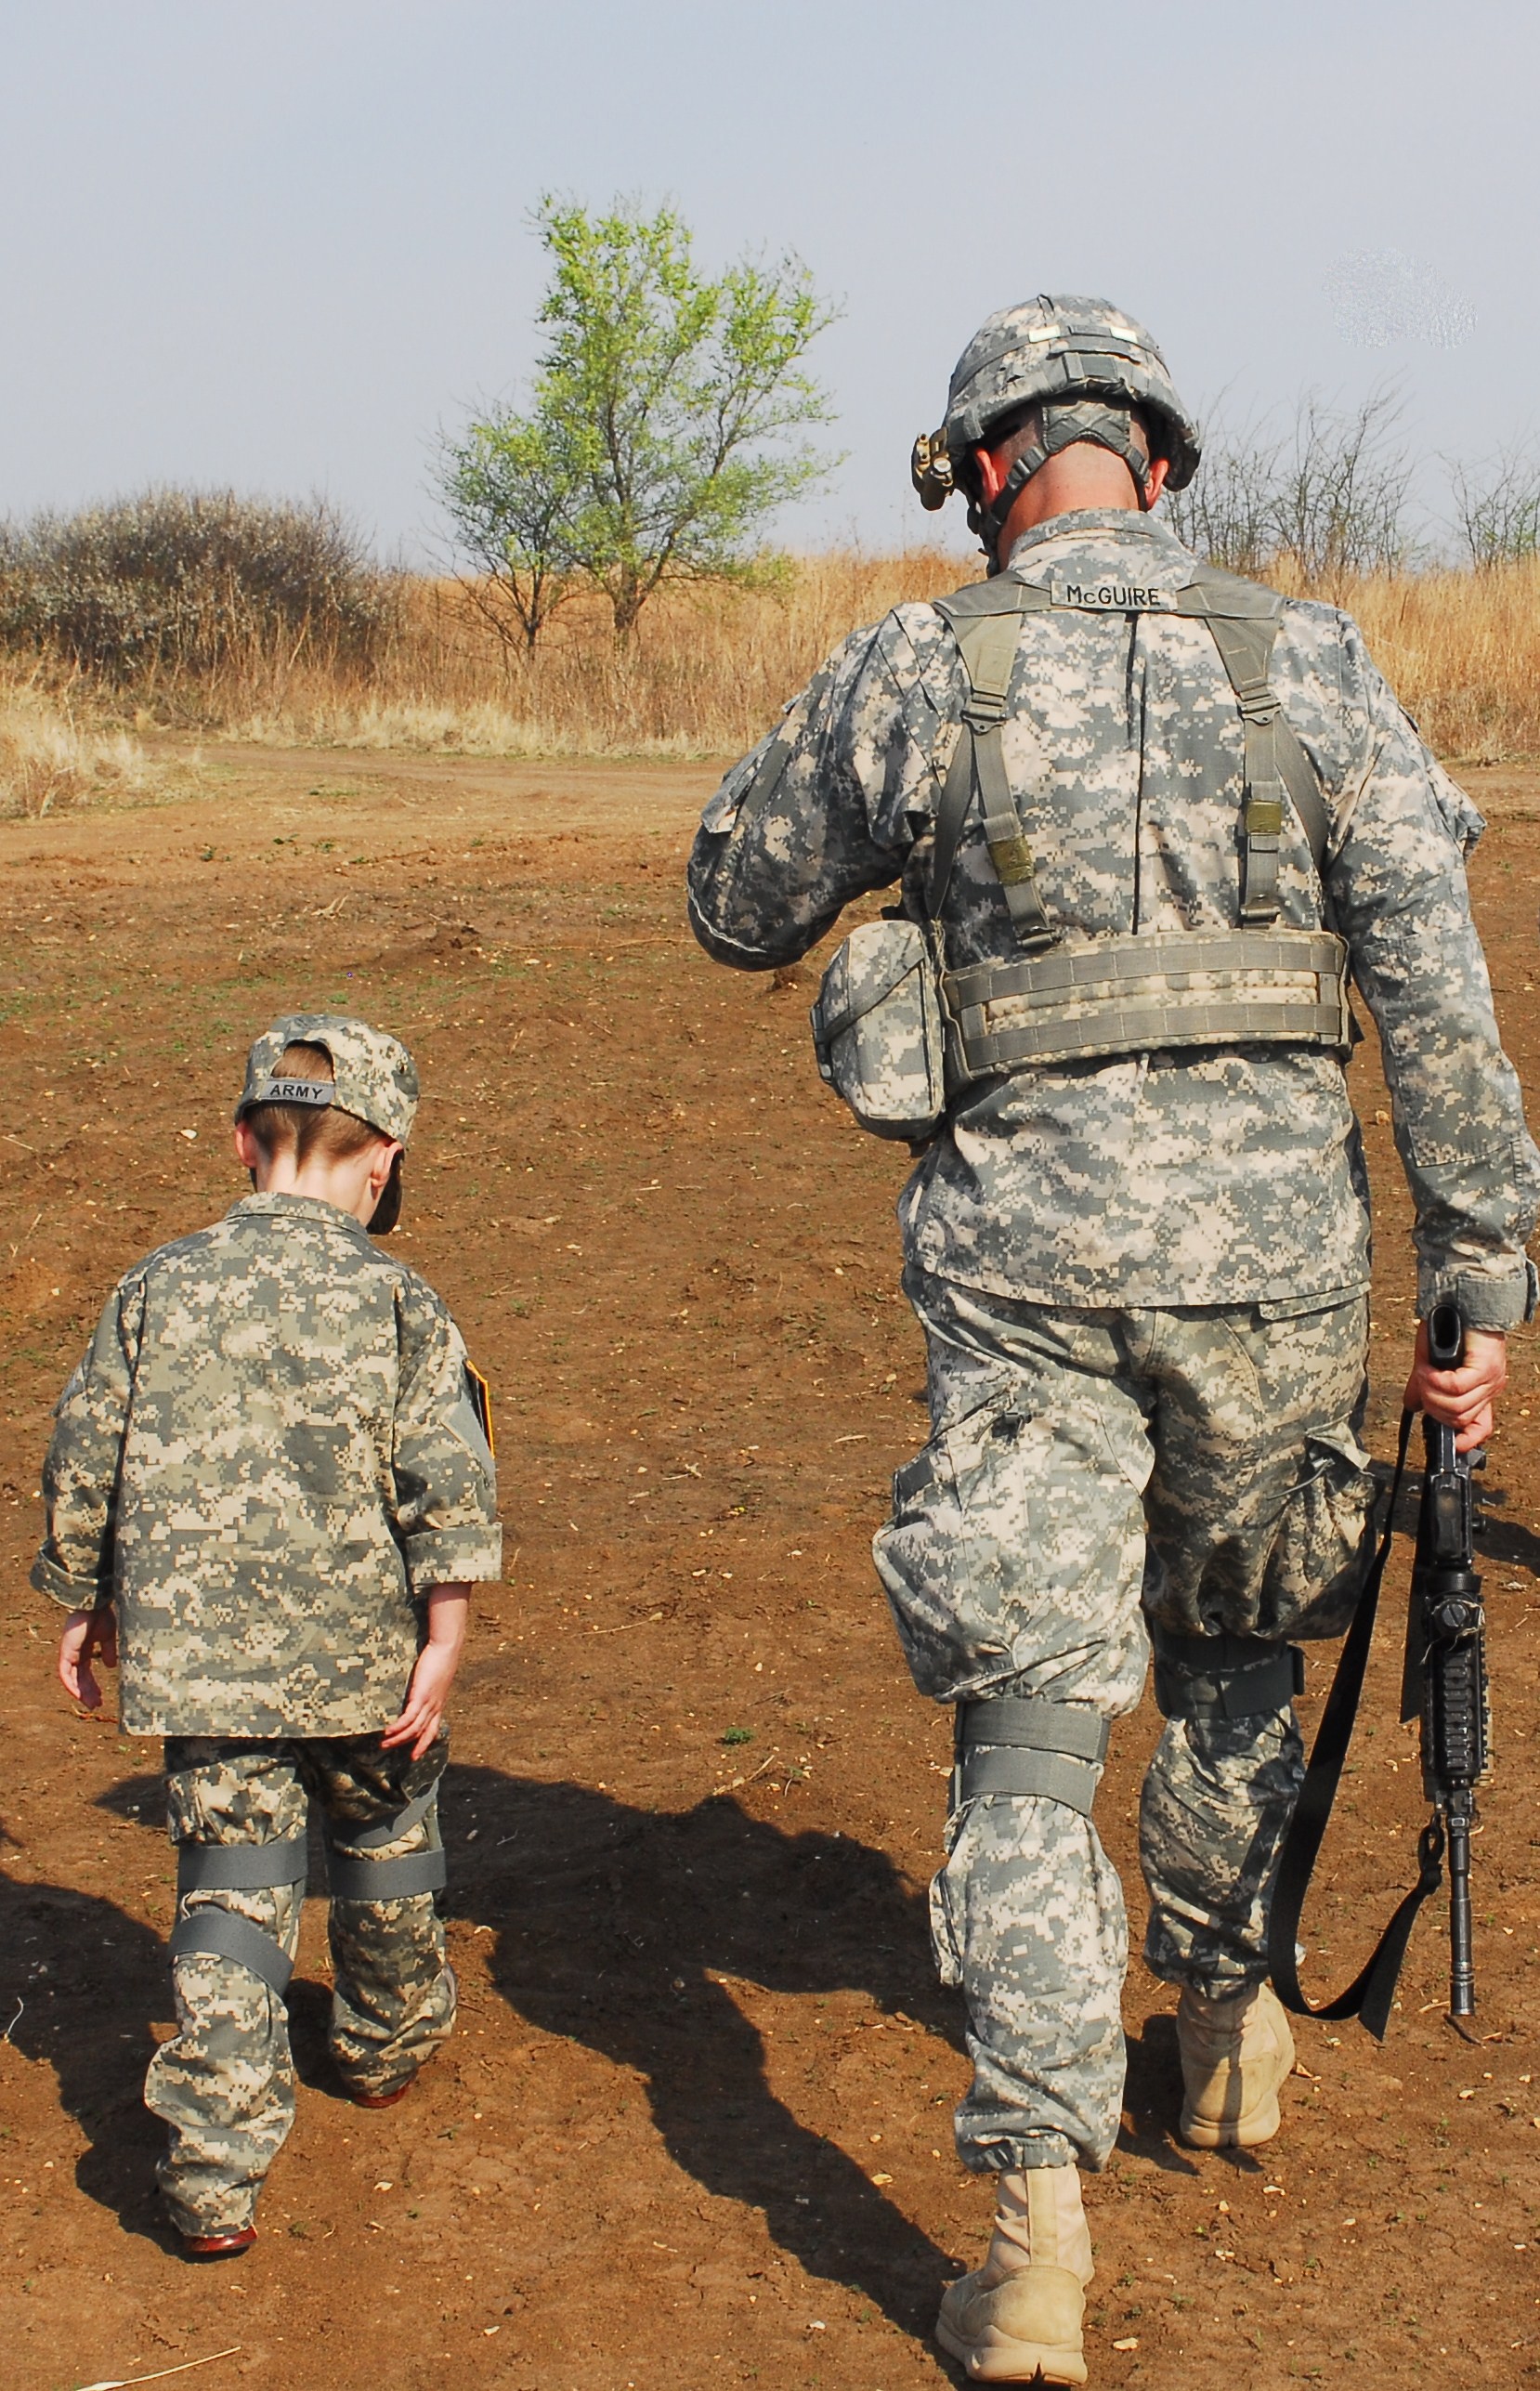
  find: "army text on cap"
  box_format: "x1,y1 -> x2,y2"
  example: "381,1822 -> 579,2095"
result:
251,1078 -> 335,1109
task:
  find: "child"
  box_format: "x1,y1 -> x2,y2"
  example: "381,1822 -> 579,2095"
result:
37,1013 -> 501,2257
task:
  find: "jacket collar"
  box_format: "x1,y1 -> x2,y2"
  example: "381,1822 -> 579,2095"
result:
1002,507 -> 1196,578
227,1189 -> 372,1244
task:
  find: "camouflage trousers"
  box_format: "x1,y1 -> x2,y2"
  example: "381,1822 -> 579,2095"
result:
147,1733 -> 456,2236
873,1267 -> 1377,2175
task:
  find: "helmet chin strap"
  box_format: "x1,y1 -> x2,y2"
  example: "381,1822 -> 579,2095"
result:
970,401 -> 1155,555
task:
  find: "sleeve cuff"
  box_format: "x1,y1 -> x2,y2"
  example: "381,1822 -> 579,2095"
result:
1417,1258 -> 1539,1333
31,1550 -> 112,1611
403,1523 -> 503,1595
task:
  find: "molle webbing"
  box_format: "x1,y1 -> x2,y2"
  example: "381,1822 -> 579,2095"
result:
945,928 -> 1350,1075
952,1696 -> 1111,1815
1153,1627 -> 1306,1723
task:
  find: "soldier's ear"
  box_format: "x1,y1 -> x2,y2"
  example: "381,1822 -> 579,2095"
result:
972,444 -> 1009,506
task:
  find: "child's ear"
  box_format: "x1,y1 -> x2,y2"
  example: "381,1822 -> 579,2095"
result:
369,1151 -> 404,1236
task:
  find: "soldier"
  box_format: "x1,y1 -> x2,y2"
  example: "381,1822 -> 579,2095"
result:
687,297 -> 1539,2383
39,1016 -> 501,2257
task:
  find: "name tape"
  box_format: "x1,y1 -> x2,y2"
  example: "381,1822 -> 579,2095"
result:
1050,580 -> 1179,612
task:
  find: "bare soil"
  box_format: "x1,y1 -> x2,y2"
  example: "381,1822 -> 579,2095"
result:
3,745 -> 1540,2391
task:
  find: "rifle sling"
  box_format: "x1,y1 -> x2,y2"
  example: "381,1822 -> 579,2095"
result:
1268,1408 -> 1443,2039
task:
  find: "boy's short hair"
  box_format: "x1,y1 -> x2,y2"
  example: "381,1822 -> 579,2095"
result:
240,1043 -> 384,1167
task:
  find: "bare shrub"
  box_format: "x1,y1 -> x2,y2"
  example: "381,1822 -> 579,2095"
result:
1269,389 -> 1413,580
1448,444 -> 1540,568
0,490 -> 392,702
1165,410 -> 1282,575
1168,388 -> 1413,581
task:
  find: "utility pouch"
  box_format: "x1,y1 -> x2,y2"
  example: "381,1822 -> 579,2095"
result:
810,918 -> 946,1142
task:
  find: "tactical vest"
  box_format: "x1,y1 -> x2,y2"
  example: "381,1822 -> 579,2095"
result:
811,564 -> 1349,1141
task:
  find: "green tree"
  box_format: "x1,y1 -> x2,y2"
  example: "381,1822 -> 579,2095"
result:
438,195 -> 840,647
437,413 -> 581,655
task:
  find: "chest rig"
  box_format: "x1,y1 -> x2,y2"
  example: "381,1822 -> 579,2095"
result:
922,566 -> 1349,1085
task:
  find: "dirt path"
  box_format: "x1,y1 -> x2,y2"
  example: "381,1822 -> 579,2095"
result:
3,748 -> 1539,2390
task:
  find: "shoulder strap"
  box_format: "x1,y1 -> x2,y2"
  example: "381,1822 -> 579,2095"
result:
929,584 -> 1057,941
1176,571 -> 1334,880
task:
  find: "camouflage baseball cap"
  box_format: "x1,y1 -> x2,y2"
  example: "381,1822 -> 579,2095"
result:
236,1014 -> 419,1145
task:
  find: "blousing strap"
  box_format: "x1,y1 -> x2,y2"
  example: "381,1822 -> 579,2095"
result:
168,1789 -> 447,1993
169,1906 -> 296,1997
170,1835 -> 311,1993
176,1836 -> 309,1895
1152,1626 -> 1305,1722
952,1696 -> 1110,1816
325,1785 -> 447,1901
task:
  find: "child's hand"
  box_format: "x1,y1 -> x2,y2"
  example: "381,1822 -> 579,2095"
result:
383,1585 -> 469,1760
58,1606 -> 117,1709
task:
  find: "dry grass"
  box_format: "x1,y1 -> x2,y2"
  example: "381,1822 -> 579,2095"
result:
224,552 -> 1540,768
0,672 -> 175,818
219,554 -> 971,759
10,547 -> 1540,776
1305,557 -> 1540,762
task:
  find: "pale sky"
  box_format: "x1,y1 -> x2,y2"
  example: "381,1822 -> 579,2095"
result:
1,0 -> 1532,560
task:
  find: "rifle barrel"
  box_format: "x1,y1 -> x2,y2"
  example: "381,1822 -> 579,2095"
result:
1447,1799 -> 1476,2019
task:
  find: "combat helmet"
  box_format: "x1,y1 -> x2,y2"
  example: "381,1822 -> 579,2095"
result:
912,294 -> 1201,555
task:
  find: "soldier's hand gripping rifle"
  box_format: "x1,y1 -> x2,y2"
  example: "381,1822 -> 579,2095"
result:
1270,1300 -> 1490,2038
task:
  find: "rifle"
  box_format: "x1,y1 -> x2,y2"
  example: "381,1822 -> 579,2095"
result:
1269,1300 -> 1490,2037
1401,1300 -> 1489,2023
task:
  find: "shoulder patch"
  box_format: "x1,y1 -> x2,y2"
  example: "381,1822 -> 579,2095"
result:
464,1362 -> 494,1457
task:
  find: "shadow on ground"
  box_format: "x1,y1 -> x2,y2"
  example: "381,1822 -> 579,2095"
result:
8,1766 -> 1214,2337
439,1765 -> 961,2335
0,1857 -> 173,2243
5,1770 -> 966,2331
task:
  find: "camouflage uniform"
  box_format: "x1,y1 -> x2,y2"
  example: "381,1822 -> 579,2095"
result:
149,1732 -> 456,2234
687,507 -> 1540,2174
36,1026 -> 501,2233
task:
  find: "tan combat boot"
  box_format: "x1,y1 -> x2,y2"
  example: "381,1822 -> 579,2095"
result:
935,2165 -> 1093,2385
1177,1979 -> 1296,2149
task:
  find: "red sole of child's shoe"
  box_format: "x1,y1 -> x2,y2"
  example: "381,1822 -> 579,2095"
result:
180,2226 -> 257,2258
350,2079 -> 414,2109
